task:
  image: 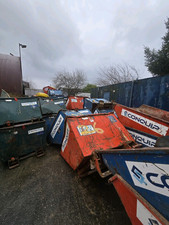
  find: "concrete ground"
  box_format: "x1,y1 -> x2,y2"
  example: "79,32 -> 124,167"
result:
0,145 -> 131,225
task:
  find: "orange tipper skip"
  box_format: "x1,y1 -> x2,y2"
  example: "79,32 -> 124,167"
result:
66,96 -> 84,110
60,112 -> 138,175
113,103 -> 169,147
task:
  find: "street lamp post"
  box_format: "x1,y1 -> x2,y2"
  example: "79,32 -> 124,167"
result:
19,43 -> 27,95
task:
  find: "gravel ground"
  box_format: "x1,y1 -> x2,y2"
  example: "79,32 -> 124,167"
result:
0,145 -> 131,225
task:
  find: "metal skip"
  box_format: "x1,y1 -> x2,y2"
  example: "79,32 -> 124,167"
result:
0,97 -> 46,168
84,98 -> 111,113
0,97 -> 42,126
39,98 -> 64,116
39,98 -> 66,139
66,96 -> 84,110
0,120 -> 46,168
60,113 -> 138,176
109,174 -> 167,225
48,109 -> 92,145
95,148 -> 169,222
113,103 -> 169,147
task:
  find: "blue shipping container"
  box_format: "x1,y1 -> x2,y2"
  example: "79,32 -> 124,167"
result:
91,75 -> 169,111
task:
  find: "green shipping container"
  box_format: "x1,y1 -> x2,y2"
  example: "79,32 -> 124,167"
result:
0,120 -> 46,165
0,97 -> 42,126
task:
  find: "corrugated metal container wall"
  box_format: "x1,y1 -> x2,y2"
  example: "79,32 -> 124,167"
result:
132,75 -> 169,110
91,75 -> 169,111
0,54 -> 22,95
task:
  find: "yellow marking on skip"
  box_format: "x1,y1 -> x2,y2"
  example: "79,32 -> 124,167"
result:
93,122 -> 104,134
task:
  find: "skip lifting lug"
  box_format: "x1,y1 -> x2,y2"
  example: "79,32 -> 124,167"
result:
92,152 -> 112,178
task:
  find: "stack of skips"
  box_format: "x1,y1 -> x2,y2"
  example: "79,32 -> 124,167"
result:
0,96 -> 66,168
1,95 -> 169,224
51,96 -> 169,225
0,97 -> 46,168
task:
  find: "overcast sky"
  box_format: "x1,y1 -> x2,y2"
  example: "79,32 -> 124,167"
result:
0,0 -> 169,88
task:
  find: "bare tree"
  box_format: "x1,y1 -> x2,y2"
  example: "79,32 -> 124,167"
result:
53,69 -> 86,96
97,64 -> 139,86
